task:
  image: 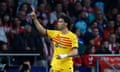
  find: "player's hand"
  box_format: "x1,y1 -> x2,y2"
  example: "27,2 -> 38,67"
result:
30,11 -> 37,19
56,54 -> 68,59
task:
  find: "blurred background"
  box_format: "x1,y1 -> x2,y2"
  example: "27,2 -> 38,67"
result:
0,0 -> 120,72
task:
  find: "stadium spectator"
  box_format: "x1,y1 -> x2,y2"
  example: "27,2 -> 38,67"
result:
108,33 -> 118,54
87,21 -> 98,33
17,0 -> 38,10
74,10 -> 88,34
22,25 -> 37,52
115,13 -> 120,28
2,14 -> 12,33
0,1 -> 9,17
0,18 -> 7,46
62,0 -> 71,16
82,0 -> 94,16
49,3 -> 65,24
17,10 -> 28,26
107,8 -> 118,19
5,0 -> 17,17
95,1 -> 104,13
36,3 -> 49,27
74,28 -> 86,55
103,19 -> 115,39
96,40 -> 111,54
17,2 -> 33,25
93,11 -> 107,32
12,17 -> 24,33
86,27 -> 102,49
73,1 -> 83,18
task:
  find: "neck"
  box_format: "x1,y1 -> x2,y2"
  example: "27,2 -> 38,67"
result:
61,28 -> 69,34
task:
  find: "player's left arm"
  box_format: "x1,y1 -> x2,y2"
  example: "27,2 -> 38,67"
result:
67,47 -> 78,57
57,35 -> 78,59
57,47 -> 78,59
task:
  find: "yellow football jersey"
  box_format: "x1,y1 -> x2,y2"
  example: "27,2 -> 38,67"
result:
47,30 -> 78,70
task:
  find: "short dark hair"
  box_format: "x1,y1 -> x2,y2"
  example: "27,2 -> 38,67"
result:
59,15 -> 73,30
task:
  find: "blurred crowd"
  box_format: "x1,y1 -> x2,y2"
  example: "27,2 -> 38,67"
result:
0,0 -> 120,69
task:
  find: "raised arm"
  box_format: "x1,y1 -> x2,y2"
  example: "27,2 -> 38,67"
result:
31,12 -> 47,35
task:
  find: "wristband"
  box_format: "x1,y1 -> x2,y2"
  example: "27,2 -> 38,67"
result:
59,54 -> 68,59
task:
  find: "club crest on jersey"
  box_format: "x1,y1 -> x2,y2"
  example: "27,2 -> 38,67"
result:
55,43 -> 66,48
55,44 -> 59,47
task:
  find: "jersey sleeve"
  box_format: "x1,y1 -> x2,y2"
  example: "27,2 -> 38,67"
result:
47,29 -> 59,38
71,35 -> 78,48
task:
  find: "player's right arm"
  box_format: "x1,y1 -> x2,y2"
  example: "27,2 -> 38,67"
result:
30,11 -> 46,35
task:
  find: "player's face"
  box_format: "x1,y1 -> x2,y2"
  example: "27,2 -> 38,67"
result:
57,18 -> 66,30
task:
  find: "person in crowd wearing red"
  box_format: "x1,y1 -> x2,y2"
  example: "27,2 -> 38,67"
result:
103,19 -> 115,39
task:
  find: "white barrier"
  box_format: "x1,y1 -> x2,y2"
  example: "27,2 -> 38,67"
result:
89,54 -> 120,56
0,53 -> 40,56
89,54 -> 120,72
